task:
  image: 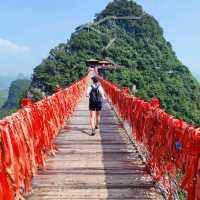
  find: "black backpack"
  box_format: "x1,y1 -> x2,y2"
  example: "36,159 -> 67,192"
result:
89,85 -> 102,103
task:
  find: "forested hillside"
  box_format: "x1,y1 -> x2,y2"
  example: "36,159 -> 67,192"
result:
2,79 -> 31,109
30,0 -> 200,126
0,79 -> 31,118
0,90 -> 7,107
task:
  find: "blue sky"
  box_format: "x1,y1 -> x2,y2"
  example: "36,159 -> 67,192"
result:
0,0 -> 199,76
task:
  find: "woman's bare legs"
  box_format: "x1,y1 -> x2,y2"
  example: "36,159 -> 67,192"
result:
95,111 -> 100,128
90,111 -> 96,135
90,110 -> 101,135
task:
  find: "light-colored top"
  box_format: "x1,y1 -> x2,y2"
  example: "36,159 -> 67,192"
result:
86,83 -> 105,99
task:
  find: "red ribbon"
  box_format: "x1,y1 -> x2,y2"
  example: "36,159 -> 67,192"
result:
0,75 -> 89,199
98,76 -> 200,200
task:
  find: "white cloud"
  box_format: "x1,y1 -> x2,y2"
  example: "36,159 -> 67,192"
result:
0,38 -> 30,52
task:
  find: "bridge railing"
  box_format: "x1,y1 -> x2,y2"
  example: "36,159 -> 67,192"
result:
98,76 -> 200,200
0,75 -> 89,200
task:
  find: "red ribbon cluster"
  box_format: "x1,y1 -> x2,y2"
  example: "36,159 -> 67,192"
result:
99,76 -> 200,200
0,76 -> 88,200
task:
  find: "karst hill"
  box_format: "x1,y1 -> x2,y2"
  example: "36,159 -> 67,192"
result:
30,0 -> 200,126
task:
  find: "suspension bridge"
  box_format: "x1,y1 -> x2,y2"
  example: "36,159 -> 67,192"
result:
0,72 -> 199,200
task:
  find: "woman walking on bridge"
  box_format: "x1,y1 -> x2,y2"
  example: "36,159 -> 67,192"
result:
87,76 -> 105,135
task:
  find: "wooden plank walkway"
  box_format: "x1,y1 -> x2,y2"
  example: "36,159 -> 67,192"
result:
27,98 -> 163,200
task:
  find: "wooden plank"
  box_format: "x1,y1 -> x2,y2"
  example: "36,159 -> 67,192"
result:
27,188 -> 162,200
27,98 -> 163,200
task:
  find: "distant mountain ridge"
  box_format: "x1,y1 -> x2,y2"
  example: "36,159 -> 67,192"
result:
0,73 -> 30,90
0,89 -> 7,107
0,73 -> 31,118
2,79 -> 31,110
0,75 -> 15,90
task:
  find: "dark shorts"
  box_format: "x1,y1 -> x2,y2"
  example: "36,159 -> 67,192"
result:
89,101 -> 102,111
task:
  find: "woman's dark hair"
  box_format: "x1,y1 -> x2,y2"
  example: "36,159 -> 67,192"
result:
91,76 -> 98,83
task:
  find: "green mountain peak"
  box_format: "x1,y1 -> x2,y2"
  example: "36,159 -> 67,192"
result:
30,0 -> 200,126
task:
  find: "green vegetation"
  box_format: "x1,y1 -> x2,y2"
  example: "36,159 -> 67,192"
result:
30,0 -> 200,127
0,108 -> 18,119
2,79 -> 31,109
0,90 -> 7,107
0,79 -> 31,119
